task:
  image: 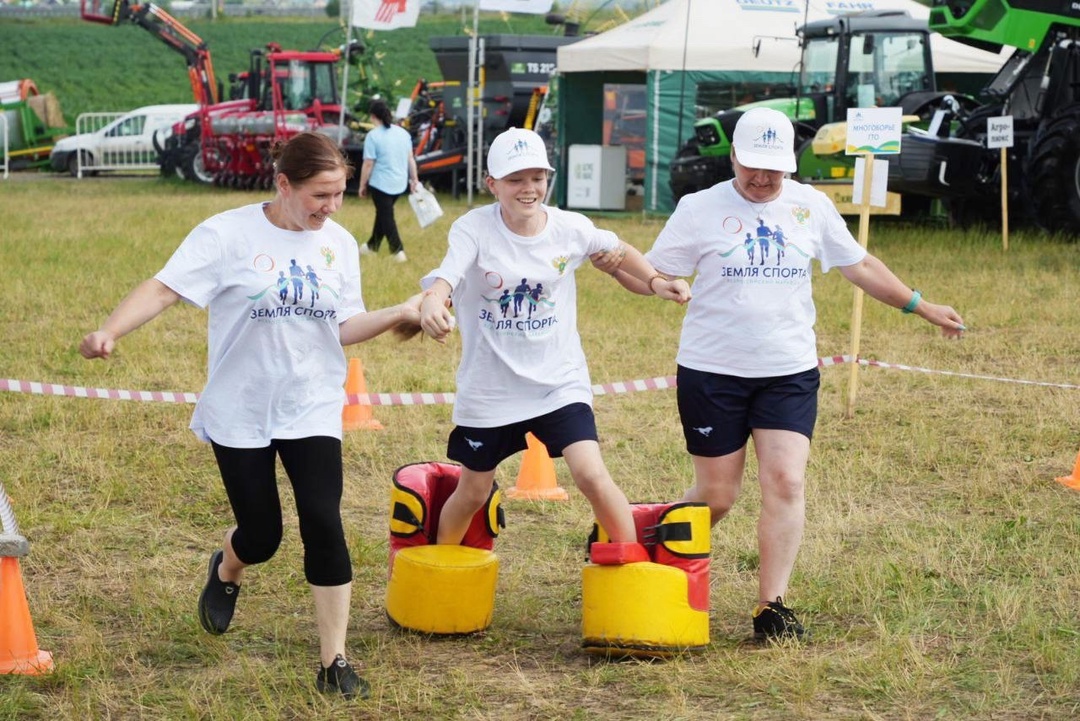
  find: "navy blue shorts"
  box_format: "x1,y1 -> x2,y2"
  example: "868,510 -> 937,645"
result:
676,365 -> 820,457
447,402 -> 598,472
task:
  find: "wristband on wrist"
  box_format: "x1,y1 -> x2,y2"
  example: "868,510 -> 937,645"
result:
647,272 -> 664,293
901,289 -> 922,314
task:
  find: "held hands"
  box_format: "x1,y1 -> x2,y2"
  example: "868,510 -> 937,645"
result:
589,246 -> 626,274
651,276 -> 692,305
79,330 -> 116,360
419,292 -> 456,344
391,293 -> 425,341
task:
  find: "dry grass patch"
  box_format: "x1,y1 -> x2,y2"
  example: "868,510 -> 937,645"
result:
1,177 -> 1079,719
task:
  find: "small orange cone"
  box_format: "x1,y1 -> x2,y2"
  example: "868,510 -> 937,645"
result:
0,556 -> 53,675
1056,448 -> 1080,491
343,357 -> 383,431
505,432 -> 568,501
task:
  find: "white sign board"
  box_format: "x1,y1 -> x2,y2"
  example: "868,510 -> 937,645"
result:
845,107 -> 903,155
852,157 -> 890,208
986,116 -> 1014,149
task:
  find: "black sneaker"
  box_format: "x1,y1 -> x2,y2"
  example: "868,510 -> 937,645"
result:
316,654 -> 370,700
197,550 -> 240,635
753,596 -> 807,641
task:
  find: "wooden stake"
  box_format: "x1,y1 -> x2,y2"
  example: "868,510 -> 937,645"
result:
845,153 -> 874,419
1000,146 -> 1009,252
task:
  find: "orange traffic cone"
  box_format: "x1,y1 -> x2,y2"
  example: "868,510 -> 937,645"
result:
0,556 -> 53,675
342,357 -> 383,431
505,432 -> 569,501
1056,448 -> 1080,491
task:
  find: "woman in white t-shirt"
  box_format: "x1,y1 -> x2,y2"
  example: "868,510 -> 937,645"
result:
80,132 -> 421,700
418,127 -> 691,552
600,108 -> 966,643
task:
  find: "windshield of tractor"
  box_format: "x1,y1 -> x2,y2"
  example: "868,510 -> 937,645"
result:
801,36 -> 839,96
280,60 -> 338,111
845,32 -> 930,108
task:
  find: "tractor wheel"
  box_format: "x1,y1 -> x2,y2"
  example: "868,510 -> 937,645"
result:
179,141 -> 214,185
1024,103 -> 1080,235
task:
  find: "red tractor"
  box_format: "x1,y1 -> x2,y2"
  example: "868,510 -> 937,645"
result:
81,0 -> 359,188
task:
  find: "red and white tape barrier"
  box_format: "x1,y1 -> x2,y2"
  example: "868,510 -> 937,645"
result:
2,355 -> 1077,407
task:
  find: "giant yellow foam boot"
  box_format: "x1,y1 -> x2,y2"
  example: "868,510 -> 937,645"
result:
386,545 -> 499,634
582,502 -> 711,657
385,462 -> 503,634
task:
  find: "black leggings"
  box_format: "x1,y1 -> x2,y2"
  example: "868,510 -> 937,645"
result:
366,185 -> 404,254
211,436 -> 351,587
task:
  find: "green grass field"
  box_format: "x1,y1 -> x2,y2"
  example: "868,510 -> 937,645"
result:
0,13 -> 554,124
1,175 -> 1080,719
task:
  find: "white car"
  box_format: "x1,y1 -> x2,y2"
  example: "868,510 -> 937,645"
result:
50,103 -> 198,175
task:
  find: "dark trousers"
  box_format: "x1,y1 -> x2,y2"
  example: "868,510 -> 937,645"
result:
366,185 -> 404,254
211,436 -> 351,587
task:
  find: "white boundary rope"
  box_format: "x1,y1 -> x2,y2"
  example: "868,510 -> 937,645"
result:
1,355 -> 1077,407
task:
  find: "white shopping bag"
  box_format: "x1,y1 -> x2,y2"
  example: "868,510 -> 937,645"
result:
408,186 -> 444,229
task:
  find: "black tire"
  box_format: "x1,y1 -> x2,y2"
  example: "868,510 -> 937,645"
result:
67,150 -> 97,177
1024,103 -> 1080,236
179,141 -> 214,184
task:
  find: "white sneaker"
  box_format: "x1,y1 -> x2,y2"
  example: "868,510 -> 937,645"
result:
393,251 -> 408,263
358,244 -> 373,256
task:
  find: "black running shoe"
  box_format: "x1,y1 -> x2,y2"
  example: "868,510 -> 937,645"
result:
753,596 -> 807,641
197,550 -> 240,635
316,654 -> 370,700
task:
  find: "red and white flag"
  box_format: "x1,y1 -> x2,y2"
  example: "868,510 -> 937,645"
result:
479,0 -> 554,13
351,0 -> 420,30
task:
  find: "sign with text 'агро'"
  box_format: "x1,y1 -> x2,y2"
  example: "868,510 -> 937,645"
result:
986,116 -> 1014,149
845,107 -> 903,155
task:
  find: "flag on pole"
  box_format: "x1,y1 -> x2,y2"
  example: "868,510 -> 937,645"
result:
478,0 -> 554,13
351,0 -> 420,30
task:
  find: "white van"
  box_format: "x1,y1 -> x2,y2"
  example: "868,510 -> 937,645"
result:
49,103 -> 198,175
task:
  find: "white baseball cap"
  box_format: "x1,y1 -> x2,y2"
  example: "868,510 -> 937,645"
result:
486,127 -> 554,180
731,107 -> 797,173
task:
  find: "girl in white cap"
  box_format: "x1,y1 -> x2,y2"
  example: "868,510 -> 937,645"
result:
601,107 -> 966,642
418,127 -> 691,550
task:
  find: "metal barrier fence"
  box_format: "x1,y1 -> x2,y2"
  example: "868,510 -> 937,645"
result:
72,112 -> 162,177
1,114 -> 8,180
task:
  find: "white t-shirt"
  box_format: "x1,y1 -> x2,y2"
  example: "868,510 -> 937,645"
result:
646,179 -> 866,377
422,203 -> 620,427
155,203 -> 366,447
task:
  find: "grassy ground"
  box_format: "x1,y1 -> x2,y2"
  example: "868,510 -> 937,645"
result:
1,176 -> 1079,719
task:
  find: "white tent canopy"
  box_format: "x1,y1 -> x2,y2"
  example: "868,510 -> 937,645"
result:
557,0 -> 1007,74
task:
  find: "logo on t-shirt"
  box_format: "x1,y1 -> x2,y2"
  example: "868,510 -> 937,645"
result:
320,245 -> 337,268
479,275 -> 557,335
245,254 -> 340,320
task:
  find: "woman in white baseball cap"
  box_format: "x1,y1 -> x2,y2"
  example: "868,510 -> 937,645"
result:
600,106 -> 967,643
414,127 -> 691,563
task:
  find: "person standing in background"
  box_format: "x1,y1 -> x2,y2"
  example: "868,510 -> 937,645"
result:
358,98 -> 420,263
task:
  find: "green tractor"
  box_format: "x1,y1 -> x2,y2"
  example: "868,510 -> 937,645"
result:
884,0 -> 1080,231
669,10 -> 981,212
